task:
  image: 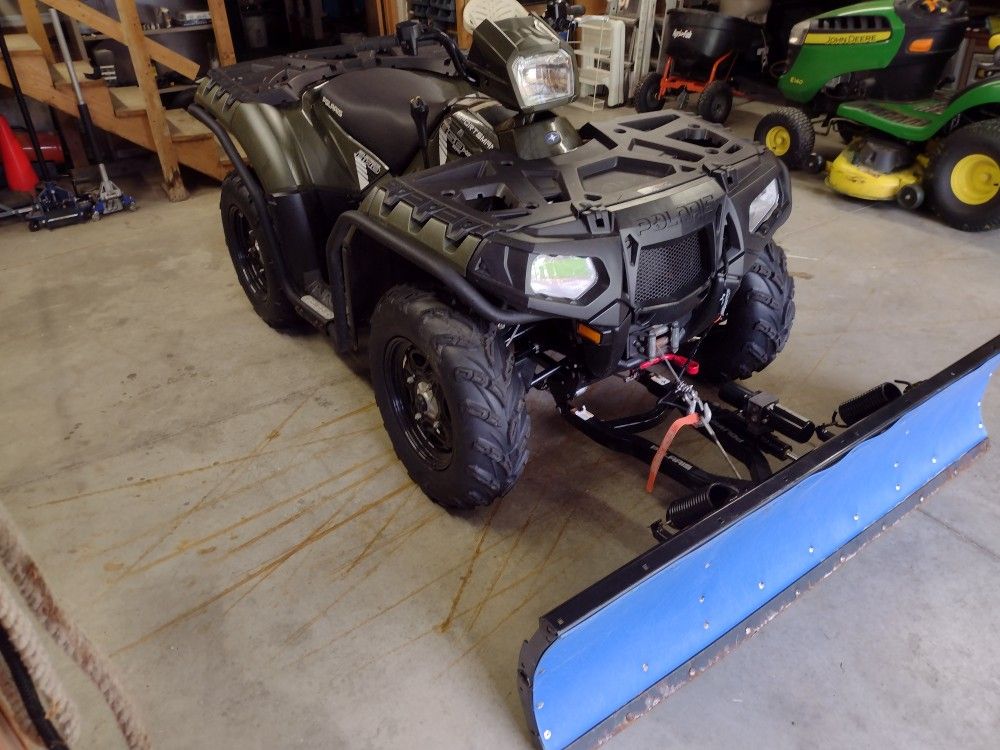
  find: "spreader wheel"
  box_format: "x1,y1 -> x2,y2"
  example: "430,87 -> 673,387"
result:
696,80 -> 733,124
634,72 -> 665,113
926,121 -> 1000,232
754,107 -> 815,170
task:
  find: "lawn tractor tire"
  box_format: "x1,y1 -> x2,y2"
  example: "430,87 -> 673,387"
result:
220,171 -> 300,329
755,108 -> 815,171
697,80 -> 733,124
926,120 -> 1000,232
697,242 -> 795,382
369,285 -> 530,510
634,72 -> 666,113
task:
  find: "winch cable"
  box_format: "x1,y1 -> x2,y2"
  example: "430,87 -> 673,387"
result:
662,357 -> 742,480
0,504 -> 150,749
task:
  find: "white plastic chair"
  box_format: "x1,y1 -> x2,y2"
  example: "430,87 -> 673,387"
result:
462,0 -> 530,34
572,15 -> 627,108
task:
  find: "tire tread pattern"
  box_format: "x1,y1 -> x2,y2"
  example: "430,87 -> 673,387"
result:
220,171 -> 301,329
926,120 -> 1000,232
697,243 -> 796,381
754,107 -> 815,170
370,286 -> 530,510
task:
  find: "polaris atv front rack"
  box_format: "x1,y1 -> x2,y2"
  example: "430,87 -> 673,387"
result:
518,334 -> 999,750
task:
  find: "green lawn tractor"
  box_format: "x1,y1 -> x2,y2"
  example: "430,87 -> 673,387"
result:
754,0 -> 1000,231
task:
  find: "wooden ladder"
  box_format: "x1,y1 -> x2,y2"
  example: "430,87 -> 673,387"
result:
1,0 -> 238,201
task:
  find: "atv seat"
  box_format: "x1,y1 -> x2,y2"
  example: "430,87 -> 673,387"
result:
318,67 -> 472,174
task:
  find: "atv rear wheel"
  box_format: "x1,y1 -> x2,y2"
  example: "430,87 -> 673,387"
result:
369,285 -> 530,510
697,80 -> 733,124
754,108 -> 815,170
697,242 -> 795,382
220,171 -> 300,329
926,121 -> 1000,232
634,72 -> 665,114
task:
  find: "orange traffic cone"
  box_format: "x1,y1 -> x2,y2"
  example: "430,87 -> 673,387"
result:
0,114 -> 38,192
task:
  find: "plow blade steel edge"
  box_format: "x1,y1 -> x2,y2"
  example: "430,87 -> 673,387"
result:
518,337 -> 1000,750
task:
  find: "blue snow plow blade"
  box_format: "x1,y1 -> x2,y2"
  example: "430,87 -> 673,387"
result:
518,336 -> 999,750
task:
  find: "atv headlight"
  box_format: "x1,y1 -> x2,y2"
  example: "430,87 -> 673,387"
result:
789,20 -> 810,47
529,254 -> 597,300
748,179 -> 781,232
511,49 -> 575,110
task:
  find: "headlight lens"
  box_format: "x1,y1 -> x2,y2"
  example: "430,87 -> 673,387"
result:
511,50 -> 575,109
789,20 -> 811,47
529,254 -> 597,300
748,179 -> 781,232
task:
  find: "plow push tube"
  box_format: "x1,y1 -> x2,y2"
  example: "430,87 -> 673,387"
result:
518,336 -> 1000,750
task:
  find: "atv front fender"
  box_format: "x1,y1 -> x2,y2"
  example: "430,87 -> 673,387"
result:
194,81 -> 356,194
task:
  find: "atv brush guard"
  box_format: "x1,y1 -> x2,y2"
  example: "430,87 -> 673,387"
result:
518,335 -> 999,750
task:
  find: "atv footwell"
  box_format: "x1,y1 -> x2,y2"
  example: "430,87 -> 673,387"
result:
518,335 -> 999,750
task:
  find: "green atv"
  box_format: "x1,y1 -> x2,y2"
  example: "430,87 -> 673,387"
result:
754,0 -> 1000,231
189,17 -> 798,510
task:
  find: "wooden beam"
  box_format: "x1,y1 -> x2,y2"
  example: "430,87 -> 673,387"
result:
454,0 -> 471,50
113,0 -> 188,201
41,0 -> 201,80
2,52 -> 228,181
17,0 -> 56,62
205,0 -> 236,66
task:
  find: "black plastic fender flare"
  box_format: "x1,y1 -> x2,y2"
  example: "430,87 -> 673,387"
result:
325,210 -> 550,350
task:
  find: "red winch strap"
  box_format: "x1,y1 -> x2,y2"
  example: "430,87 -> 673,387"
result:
646,412 -> 702,493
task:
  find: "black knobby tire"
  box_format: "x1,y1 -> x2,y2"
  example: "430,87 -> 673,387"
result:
219,170 -> 300,329
697,242 -> 795,382
697,80 -> 733,124
634,72 -> 666,114
754,107 -> 815,170
925,121 -> 1000,232
369,285 -> 530,510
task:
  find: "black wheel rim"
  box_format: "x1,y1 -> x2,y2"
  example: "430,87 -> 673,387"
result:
384,337 -> 453,470
711,96 -> 727,121
229,206 -> 268,301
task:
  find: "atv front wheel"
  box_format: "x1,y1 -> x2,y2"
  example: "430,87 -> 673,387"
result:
369,286 -> 530,510
926,121 -> 1000,232
220,171 -> 300,329
634,72 -> 666,114
696,80 -> 733,124
754,108 -> 815,170
697,242 -> 795,382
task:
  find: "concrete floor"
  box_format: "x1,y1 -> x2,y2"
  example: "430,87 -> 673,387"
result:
1,102 -> 999,749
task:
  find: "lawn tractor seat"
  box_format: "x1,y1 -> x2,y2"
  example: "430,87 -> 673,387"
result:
316,67 -> 471,175
718,0 -> 771,23
462,0 -> 529,34
868,0 -> 969,100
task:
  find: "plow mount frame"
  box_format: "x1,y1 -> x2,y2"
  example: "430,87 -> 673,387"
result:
518,335 -> 1000,750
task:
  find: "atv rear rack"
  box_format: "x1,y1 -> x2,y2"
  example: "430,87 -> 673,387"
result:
519,335 -> 1000,750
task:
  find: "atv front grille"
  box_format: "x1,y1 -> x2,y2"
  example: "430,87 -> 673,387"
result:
634,231 -> 709,308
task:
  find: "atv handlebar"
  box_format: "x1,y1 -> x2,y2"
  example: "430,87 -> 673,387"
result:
396,20 -> 476,84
